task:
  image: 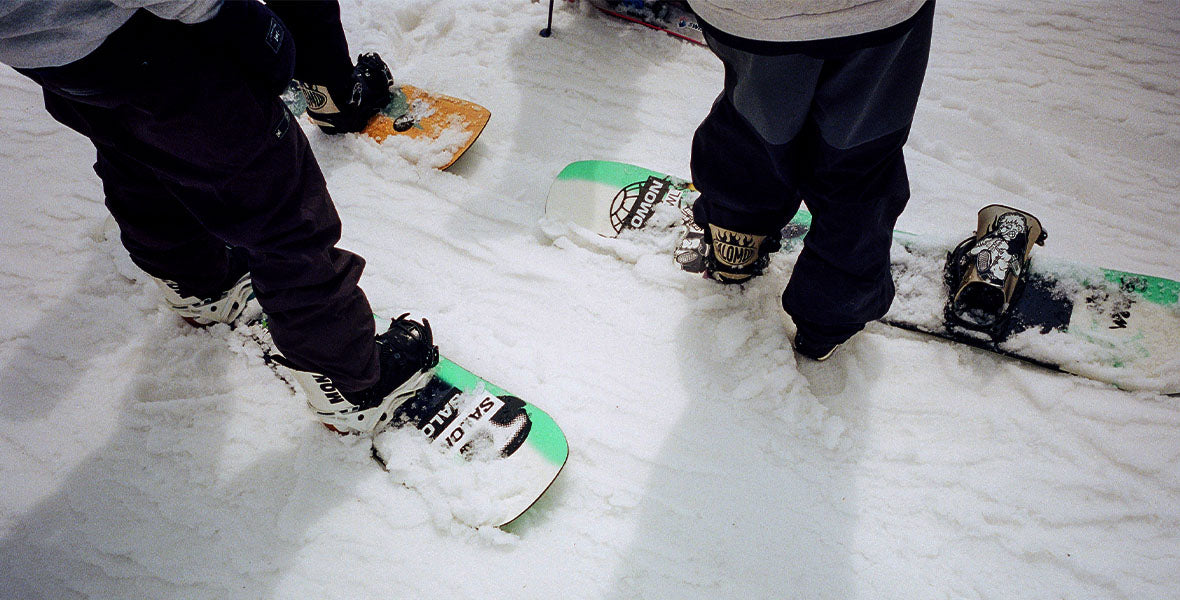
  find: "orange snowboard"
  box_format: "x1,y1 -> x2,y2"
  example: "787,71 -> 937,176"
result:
362,85 -> 491,169
284,82 -> 491,170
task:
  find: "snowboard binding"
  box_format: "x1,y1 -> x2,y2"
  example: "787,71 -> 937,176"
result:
699,223 -> 781,285
944,204 -> 1047,337
300,52 -> 395,135
674,220 -> 709,273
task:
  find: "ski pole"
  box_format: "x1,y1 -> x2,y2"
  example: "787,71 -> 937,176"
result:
540,0 -> 555,37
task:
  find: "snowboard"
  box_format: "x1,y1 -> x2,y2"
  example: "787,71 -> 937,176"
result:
245,317 -> 568,528
98,215 -> 563,528
587,0 -> 706,46
545,160 -> 1180,395
282,82 -> 491,170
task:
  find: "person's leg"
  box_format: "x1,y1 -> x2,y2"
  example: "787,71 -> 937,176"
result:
267,0 -> 393,134
266,0 -> 354,93
34,84 -> 238,300
689,31 -> 821,282
23,11 -> 379,391
690,95 -> 807,237
783,1 -> 935,352
782,126 -> 912,348
99,143 -> 245,297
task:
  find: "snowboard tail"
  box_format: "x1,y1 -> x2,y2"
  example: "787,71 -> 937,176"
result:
247,316 -> 567,527
545,160 -> 1180,395
885,233 -> 1180,394
283,83 -> 490,170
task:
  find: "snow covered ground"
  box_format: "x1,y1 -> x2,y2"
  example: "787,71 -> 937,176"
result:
1,1 -> 1178,598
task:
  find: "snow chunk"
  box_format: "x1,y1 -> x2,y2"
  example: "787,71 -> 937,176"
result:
371,386 -> 544,539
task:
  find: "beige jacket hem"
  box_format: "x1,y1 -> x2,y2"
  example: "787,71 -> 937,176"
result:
686,0 -> 928,42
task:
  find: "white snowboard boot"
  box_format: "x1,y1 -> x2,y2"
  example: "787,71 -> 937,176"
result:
154,272 -> 260,327
283,314 -> 439,435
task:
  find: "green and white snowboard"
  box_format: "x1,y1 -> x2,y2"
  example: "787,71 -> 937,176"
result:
545,160 -> 1180,395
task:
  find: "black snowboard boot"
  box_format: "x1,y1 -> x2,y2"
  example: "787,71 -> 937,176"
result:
789,317 -> 863,362
300,52 -> 394,135
945,204 -> 1047,332
702,223 -> 780,284
792,333 -> 842,362
286,314 -> 440,435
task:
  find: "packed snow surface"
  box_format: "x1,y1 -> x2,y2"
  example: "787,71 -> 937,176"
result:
1,1 -> 1178,598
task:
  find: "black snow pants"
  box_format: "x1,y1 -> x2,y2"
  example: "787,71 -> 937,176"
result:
267,0 -> 356,96
18,9 -> 379,391
691,1 -> 934,346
